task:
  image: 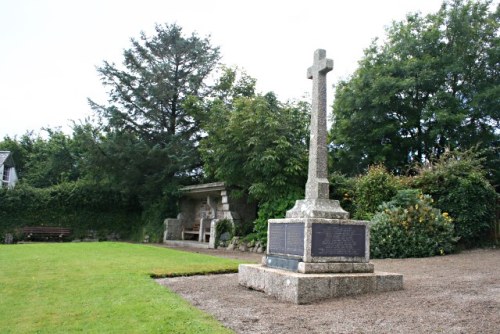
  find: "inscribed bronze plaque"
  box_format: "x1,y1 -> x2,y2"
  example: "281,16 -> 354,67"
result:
311,224 -> 365,257
268,223 -> 304,256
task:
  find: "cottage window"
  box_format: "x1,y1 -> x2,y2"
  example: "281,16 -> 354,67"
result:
2,168 -> 9,187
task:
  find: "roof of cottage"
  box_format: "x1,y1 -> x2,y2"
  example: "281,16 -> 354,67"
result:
0,151 -> 15,167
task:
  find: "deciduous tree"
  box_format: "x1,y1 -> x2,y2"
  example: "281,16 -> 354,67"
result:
200,90 -> 310,203
330,0 -> 499,177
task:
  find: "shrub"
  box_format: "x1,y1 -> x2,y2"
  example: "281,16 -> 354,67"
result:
412,150 -> 498,247
354,165 -> 401,220
370,189 -> 457,258
251,193 -> 300,247
329,172 -> 357,216
215,219 -> 235,248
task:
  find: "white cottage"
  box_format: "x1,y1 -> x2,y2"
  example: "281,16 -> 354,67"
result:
163,182 -> 256,248
0,151 -> 18,189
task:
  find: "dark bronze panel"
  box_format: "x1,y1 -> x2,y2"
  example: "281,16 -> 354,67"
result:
268,223 -> 304,256
269,224 -> 286,254
311,224 -> 365,257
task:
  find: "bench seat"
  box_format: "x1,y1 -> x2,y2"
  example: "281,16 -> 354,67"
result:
22,226 -> 71,240
182,224 -> 210,242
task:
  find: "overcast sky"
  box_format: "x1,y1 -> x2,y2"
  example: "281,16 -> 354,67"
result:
0,0 -> 451,139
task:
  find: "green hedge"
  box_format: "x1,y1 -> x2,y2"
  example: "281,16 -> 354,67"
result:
0,181 -> 142,242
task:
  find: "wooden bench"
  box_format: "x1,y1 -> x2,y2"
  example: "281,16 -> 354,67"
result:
21,226 -> 72,241
182,224 -> 210,242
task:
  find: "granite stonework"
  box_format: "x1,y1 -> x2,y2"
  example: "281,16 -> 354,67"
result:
239,218 -> 403,303
238,265 -> 403,304
304,50 -> 332,202
238,49 -> 403,303
163,182 -> 256,248
285,199 -> 349,219
298,261 -> 374,274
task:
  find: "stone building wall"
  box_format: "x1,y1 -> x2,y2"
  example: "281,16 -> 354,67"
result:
163,183 -> 257,247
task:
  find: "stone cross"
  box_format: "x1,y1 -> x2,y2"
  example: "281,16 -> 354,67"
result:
305,49 -> 333,200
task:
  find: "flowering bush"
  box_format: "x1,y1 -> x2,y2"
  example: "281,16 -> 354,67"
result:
412,150 -> 497,247
370,189 -> 457,258
354,165 -> 402,220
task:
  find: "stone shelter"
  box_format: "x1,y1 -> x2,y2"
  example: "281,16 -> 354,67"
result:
163,182 -> 256,248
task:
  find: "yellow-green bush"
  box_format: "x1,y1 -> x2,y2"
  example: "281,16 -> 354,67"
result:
370,189 -> 457,258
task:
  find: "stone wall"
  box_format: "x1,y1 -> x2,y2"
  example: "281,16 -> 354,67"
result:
227,192 -> 257,226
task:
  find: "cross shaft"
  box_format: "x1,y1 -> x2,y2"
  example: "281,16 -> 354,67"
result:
305,49 -> 333,200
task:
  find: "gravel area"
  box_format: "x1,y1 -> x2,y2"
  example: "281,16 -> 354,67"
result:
156,247 -> 499,333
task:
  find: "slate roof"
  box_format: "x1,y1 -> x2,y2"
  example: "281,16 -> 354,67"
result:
0,151 -> 14,167
180,182 -> 226,198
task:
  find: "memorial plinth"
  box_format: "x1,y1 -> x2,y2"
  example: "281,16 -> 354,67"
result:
266,218 -> 370,267
238,49 -> 403,304
238,265 -> 403,304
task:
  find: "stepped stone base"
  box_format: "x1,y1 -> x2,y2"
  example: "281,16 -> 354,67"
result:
238,264 -> 403,304
298,261 -> 374,274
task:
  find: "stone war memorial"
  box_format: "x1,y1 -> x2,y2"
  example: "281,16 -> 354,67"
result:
239,49 -> 403,304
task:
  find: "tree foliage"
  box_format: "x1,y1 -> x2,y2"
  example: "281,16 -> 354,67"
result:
0,134 -> 31,178
411,149 -> 497,246
200,90 -> 310,203
1,130 -> 83,187
89,23 -> 220,143
2,24 -> 225,242
330,0 -> 499,176
87,24 -> 221,202
199,83 -> 310,243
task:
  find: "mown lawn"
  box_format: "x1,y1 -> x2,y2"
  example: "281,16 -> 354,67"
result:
0,242 -> 242,333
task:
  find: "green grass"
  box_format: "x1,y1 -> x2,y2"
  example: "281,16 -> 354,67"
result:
0,242 -> 244,333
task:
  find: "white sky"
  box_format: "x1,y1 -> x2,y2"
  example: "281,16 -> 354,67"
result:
0,0 -> 449,139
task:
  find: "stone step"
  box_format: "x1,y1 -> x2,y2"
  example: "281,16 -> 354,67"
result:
239,264 -> 403,304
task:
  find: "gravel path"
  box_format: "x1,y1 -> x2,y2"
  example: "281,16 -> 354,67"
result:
156,247 -> 499,333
